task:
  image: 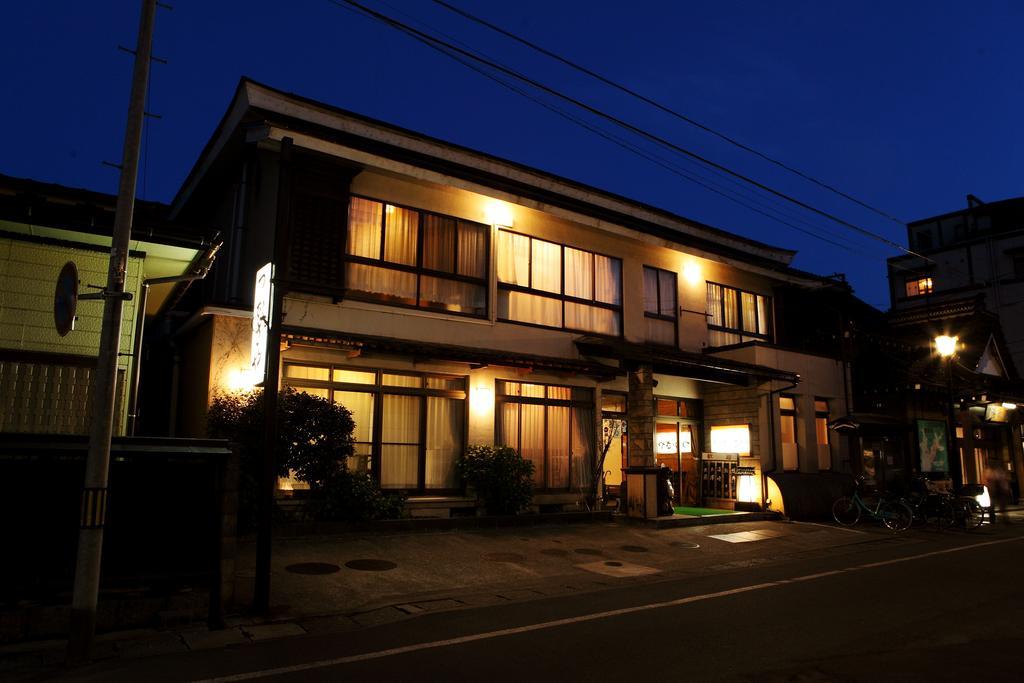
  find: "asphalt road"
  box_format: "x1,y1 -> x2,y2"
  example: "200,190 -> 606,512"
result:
60,523 -> 1024,682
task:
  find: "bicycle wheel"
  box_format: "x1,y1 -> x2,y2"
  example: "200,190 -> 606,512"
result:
961,499 -> 985,531
832,496 -> 860,526
935,497 -> 956,529
881,500 -> 913,532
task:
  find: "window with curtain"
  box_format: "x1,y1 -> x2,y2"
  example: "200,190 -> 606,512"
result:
344,196 -> 489,316
705,282 -> 772,347
643,266 -> 677,346
495,380 -> 595,491
282,363 -> 467,492
497,229 -> 622,335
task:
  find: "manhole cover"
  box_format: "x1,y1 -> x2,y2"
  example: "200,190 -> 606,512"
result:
670,541 -> 701,549
604,561 -> 623,567
482,552 -> 527,563
540,548 -> 569,557
620,545 -> 649,553
344,559 -> 397,572
574,548 -> 604,556
285,562 -> 341,575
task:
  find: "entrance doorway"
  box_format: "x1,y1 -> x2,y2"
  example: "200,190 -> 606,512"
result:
655,398 -> 702,506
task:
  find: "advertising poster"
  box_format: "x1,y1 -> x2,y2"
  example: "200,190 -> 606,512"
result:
917,419 -> 949,473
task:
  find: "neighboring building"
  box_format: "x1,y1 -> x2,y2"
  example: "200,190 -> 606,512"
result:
870,197 -> 1024,498
0,173 -> 216,435
164,78 -> 852,516
888,194 -> 1024,369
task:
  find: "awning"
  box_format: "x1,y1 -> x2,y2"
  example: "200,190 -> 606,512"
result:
574,336 -> 799,386
282,326 -> 621,380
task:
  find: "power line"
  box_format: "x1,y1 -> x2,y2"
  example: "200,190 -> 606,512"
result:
331,0 -> 933,266
430,0 -> 907,227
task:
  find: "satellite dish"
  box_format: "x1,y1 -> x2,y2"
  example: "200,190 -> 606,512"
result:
54,261 -> 78,337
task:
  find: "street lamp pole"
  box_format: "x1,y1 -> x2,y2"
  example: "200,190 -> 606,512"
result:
935,335 -> 963,490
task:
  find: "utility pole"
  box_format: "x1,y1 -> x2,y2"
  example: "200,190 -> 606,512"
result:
67,0 -> 158,663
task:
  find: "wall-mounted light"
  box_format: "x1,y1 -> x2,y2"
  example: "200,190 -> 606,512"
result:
224,367 -> 261,394
470,384 -> 494,415
484,200 -> 514,227
1002,402 -> 1017,410
682,261 -> 701,285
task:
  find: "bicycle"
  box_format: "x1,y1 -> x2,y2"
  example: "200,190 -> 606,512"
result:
832,476 -> 913,531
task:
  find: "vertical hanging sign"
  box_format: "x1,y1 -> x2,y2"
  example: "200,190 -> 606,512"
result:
250,262 -> 273,382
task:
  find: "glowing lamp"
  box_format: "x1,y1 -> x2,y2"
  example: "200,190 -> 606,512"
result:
1001,402 -> 1017,410
734,467 -> 760,511
470,384 -> 494,415
976,485 -> 991,509
224,367 -> 261,394
484,200 -> 514,227
935,335 -> 958,358
682,261 -> 701,285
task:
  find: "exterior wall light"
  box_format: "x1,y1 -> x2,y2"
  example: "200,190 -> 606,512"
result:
1001,402 -> 1017,410
935,335 -> 958,357
224,367 -> 261,394
484,200 -> 513,227
471,384 -> 494,415
682,261 -> 701,285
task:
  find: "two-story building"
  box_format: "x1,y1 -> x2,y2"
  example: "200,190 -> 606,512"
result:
165,79 -> 852,517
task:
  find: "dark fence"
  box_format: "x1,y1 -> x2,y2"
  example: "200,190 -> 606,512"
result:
0,435 -> 236,635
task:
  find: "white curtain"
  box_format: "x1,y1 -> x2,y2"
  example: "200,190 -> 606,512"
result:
335,390 -> 375,473
498,290 -> 562,327
457,223 -> 487,278
646,318 -> 675,346
422,214 -> 455,272
564,247 -> 593,300
658,270 -> 676,316
706,283 -> 723,326
757,295 -> 771,335
384,206 -> 418,266
643,267 -> 658,314
571,406 -> 595,489
497,230 -> 530,285
426,397 -> 462,489
546,405 -> 570,489
347,197 -> 382,259
594,255 -> 621,305
419,276 -> 484,314
345,263 -> 416,302
742,292 -> 757,333
380,394 -> 421,489
530,239 -> 561,293
565,302 -> 618,335
723,288 -> 738,329
520,404 -> 545,486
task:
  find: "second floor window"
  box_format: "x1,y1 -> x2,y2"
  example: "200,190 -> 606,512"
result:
905,276 -> 933,298
345,196 -> 489,317
706,282 -> 771,347
643,266 -> 677,346
496,229 -> 622,335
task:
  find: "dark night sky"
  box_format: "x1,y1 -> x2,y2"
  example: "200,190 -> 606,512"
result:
3,1 -> 1022,309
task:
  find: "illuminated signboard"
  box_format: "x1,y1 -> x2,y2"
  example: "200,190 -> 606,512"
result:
709,425 -> 750,454
985,403 -> 1010,423
250,262 -> 273,381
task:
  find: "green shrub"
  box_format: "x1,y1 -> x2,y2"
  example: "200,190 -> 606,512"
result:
208,388 -> 402,525
458,444 -> 535,515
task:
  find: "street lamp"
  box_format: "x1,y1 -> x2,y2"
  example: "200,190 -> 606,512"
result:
935,335 -> 962,490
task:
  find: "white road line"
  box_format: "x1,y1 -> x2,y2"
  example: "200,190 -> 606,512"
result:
193,535 -> 1024,683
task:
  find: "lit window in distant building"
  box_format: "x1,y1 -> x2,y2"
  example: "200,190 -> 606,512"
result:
905,276 -> 933,298
706,282 -> 771,347
815,399 -> 831,470
780,395 -> 798,470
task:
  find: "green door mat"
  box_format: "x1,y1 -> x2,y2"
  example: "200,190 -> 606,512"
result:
673,506 -> 737,516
